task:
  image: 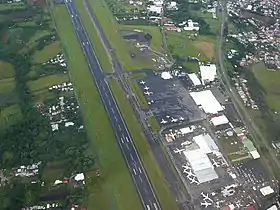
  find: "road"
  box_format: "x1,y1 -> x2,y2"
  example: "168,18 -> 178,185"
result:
82,0 -> 193,209
64,1 -> 161,209
217,0 -> 280,179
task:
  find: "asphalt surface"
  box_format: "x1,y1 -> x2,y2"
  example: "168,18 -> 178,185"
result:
64,1 -> 160,209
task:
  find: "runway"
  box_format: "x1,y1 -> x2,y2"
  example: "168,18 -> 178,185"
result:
64,0 -> 160,209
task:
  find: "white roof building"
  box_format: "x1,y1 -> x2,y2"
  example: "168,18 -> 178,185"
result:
74,173 -> 85,181
193,134 -> 219,154
184,149 -> 218,183
188,73 -> 202,86
180,125 -> 195,134
260,186 -> 274,196
161,71 -> 173,80
184,19 -> 200,31
200,64 -> 217,85
147,5 -> 162,14
190,90 -> 224,114
210,115 -> 229,126
267,205 -> 278,210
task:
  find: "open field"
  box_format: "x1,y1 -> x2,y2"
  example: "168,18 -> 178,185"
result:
109,78 -> 179,210
51,3 -> 142,210
0,78 -> 15,93
27,74 -> 69,92
0,104 -> 22,129
0,61 -> 15,79
119,25 -> 165,53
146,116 -> 160,133
219,136 -> 243,155
0,2 -> 26,11
33,41 -> 61,63
74,0 -> 112,73
193,11 -> 220,34
251,62 -> 280,111
128,76 -> 149,109
166,31 -> 215,62
87,0 -> 154,70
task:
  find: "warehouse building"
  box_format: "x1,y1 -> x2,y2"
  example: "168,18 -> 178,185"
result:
188,73 -> 202,86
190,90 -> 224,114
200,64 -> 217,85
210,115 -> 229,126
193,134 -> 219,153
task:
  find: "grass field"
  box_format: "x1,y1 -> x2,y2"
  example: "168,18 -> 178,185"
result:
33,41 -> 61,63
166,31 -> 215,62
219,136 -> 243,155
74,0 -> 112,73
0,2 -> 25,11
128,76 -> 149,109
27,74 -> 69,92
146,116 -> 160,133
194,11 -> 220,34
50,3 -> 142,210
0,104 -> 22,129
0,78 -> 15,93
87,0 -> 154,70
119,25 -> 165,53
109,78 -> 179,210
251,62 -> 280,111
0,61 -> 15,79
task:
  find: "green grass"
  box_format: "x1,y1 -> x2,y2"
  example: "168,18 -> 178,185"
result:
146,116 -> 160,133
87,0 -> 154,70
166,31 -> 215,62
0,2 -> 26,11
183,61 -> 200,73
0,104 -> 22,129
109,78 -> 179,210
119,25 -> 165,53
74,0 -> 112,73
0,78 -> 15,93
32,41 -> 61,63
27,74 -> 69,92
50,3 -> 142,210
0,61 -> 15,79
128,76 -> 149,109
194,11 -> 220,34
219,136 -> 243,155
252,62 -> 280,111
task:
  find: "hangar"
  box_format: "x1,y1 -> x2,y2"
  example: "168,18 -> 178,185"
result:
199,64 -> 217,85
193,134 -> 219,154
184,149 -> 218,183
188,73 -> 202,86
190,90 -> 224,114
210,115 -> 229,126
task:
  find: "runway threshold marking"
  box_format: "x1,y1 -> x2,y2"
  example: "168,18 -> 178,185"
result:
133,168 -> 137,175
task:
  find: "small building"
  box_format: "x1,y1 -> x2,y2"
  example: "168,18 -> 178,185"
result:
242,138 -> 260,159
210,115 -> 229,126
188,73 -> 202,86
260,186 -> 274,196
200,64 -> 217,85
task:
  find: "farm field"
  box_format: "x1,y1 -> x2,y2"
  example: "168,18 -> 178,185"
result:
109,78 -> 179,210
51,3 -> 142,210
32,41 -> 61,63
251,62 -> 280,111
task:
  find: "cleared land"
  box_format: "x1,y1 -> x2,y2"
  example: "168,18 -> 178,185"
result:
146,116 -> 160,133
0,78 -> 15,93
0,104 -> 22,129
0,61 -> 15,79
51,3 -> 142,210
251,62 -> 280,111
87,0 -> 155,70
32,41 -> 61,63
119,25 -> 165,53
109,78 -> 179,210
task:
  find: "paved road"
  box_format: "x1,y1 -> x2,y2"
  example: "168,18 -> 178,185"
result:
64,1 -> 161,209
217,0 -> 280,179
82,0 -> 193,209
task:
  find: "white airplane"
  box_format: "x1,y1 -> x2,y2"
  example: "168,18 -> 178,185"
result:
201,192 -> 213,203
212,159 -> 220,168
189,177 -> 199,185
169,132 -> 176,140
144,91 -> 153,96
183,169 -> 195,178
181,141 -> 191,146
166,115 -> 170,118
139,80 -> 146,85
173,148 -> 185,154
201,201 -> 212,208
182,164 -> 191,170
160,119 -> 168,124
144,86 -> 150,90
171,117 -> 178,123
179,116 -> 184,121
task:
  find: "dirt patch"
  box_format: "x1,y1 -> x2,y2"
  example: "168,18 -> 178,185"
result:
193,41 -> 214,60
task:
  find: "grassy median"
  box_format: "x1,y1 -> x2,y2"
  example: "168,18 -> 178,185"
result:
50,3 -> 142,210
109,78 -> 179,210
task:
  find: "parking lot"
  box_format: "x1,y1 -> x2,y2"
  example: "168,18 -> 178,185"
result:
136,73 -> 204,125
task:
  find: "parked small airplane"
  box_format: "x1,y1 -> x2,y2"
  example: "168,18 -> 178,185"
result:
182,164 -> 191,170
139,80 -> 146,85
144,86 -> 150,90
161,119 -> 168,124
173,148 -> 185,155
148,100 -> 154,105
183,169 -> 195,178
179,116 -> 184,121
189,177 -> 199,185
201,192 -> 213,203
201,201 -> 212,208
144,91 -> 153,96
166,115 -> 170,118
181,141 -> 191,146
212,159 -> 220,168
171,117 -> 178,123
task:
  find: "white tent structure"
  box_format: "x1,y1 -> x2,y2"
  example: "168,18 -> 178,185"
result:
184,149 -> 218,183
190,90 -> 224,114
188,73 -> 202,86
210,115 -> 229,126
161,72 -> 173,80
200,64 -> 217,85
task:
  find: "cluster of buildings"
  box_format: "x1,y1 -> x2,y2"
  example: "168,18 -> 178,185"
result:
43,53 -> 67,68
48,82 -> 73,93
233,76 -> 258,109
227,0 -> 280,69
22,203 -> 60,210
14,162 -> 41,178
